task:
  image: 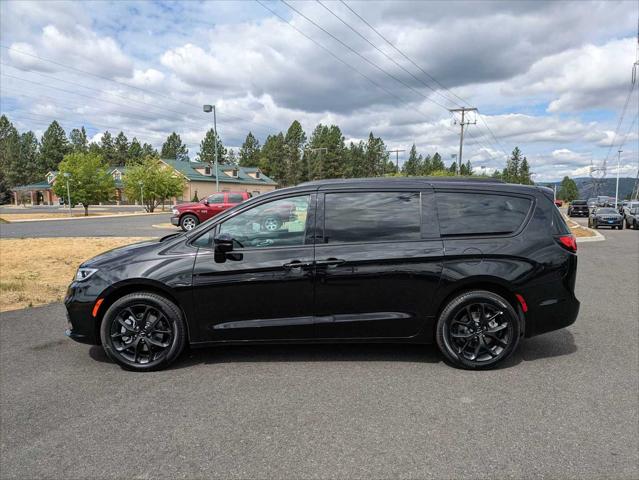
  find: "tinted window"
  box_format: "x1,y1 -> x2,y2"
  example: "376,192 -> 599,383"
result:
219,195 -> 310,248
572,201 -> 587,205
436,192 -> 531,236
228,193 -> 245,203
207,193 -> 224,204
324,192 -> 421,243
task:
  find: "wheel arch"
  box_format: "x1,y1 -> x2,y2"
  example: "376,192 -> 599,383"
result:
433,277 -> 525,337
93,279 -> 191,344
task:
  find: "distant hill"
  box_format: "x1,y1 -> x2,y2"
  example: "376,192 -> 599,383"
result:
539,177 -> 637,200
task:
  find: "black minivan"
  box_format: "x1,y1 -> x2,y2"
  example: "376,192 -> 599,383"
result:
65,178 -> 579,371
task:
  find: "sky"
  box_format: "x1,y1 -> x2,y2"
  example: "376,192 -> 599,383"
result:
0,0 -> 638,182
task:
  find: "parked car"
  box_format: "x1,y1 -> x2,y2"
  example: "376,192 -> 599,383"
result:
597,196 -> 613,207
588,207 -> 623,229
625,207 -> 639,230
587,198 -> 598,208
567,200 -> 589,217
171,191 -> 251,231
65,178 -> 579,371
554,199 -> 563,207
622,201 -> 639,219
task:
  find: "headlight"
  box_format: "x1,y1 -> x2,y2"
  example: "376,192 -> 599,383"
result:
171,208 -> 179,215
75,267 -> 98,282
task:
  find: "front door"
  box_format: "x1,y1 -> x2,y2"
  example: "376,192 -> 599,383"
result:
192,193 -> 317,341
313,189 -> 443,339
202,192 -> 227,220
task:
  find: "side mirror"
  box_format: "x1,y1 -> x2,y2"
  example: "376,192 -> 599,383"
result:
202,199 -> 209,205
214,233 -> 234,254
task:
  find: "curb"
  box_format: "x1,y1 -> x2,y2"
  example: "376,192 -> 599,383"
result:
152,223 -> 179,230
575,229 -> 605,243
2,211 -> 168,223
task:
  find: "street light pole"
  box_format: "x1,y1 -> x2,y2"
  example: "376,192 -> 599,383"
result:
63,172 -> 71,216
615,149 -> 622,207
203,104 -> 220,192
138,181 -> 144,211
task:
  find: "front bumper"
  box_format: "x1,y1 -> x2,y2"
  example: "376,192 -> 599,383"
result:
64,283 -> 102,345
170,215 -> 180,226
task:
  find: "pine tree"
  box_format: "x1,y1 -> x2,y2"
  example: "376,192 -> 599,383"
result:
161,132 -> 189,161
141,142 -> 158,158
127,138 -> 144,164
99,131 -> 116,166
363,132 -> 386,176
431,152 -> 445,172
504,147 -> 522,183
227,148 -> 238,165
40,120 -> 69,171
69,127 -> 88,153
420,154 -> 433,175
345,140 -> 366,178
197,128 -> 226,164
0,115 -> 21,197
402,144 -> 422,176
284,120 -> 306,185
19,131 -> 43,185
113,131 -> 130,166
448,161 -> 458,174
239,132 -> 261,168
519,157 -> 533,185
259,133 -> 286,181
307,124 -> 346,179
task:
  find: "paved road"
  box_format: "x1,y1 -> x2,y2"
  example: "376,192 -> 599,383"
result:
0,204 -> 146,215
1,229 -> 637,479
0,212 -> 176,238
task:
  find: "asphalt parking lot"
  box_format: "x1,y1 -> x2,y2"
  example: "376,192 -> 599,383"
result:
0,212 -> 175,238
1,223 -> 638,479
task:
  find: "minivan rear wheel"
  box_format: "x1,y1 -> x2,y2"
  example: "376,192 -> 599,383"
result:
100,292 -> 186,371
436,290 -> 520,370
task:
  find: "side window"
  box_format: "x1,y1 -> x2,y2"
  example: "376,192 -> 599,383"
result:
207,193 -> 225,204
228,193 -> 245,203
218,195 -> 310,249
436,192 -> 531,236
324,192 -> 421,243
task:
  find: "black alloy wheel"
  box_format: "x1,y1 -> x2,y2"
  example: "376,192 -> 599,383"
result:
100,292 -> 186,371
436,290 -> 520,369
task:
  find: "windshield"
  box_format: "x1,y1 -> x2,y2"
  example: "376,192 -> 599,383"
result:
572,201 -> 587,205
596,208 -> 617,214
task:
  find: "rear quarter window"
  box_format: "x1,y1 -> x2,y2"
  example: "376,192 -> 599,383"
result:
228,193 -> 245,203
436,191 -> 532,236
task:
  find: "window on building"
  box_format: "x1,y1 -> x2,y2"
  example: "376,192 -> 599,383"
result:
324,192 -> 421,244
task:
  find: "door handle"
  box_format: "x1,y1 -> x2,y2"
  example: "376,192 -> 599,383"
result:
283,260 -> 313,270
315,258 -> 346,267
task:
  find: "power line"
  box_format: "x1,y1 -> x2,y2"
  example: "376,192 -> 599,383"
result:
316,0 -> 457,111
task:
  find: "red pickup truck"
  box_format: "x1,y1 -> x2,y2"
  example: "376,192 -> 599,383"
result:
171,191 -> 251,231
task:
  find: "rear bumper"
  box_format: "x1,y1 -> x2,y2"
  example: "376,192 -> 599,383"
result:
525,295 -> 580,337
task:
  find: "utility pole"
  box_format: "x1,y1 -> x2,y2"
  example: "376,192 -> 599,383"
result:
449,107 -> 477,174
386,149 -> 405,174
203,104 -> 220,192
615,149 -> 622,207
63,172 -> 71,216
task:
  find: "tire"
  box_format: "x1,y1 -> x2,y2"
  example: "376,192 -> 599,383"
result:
180,214 -> 199,231
435,290 -> 521,370
261,216 -> 281,232
100,292 -> 187,371
619,223 -> 624,230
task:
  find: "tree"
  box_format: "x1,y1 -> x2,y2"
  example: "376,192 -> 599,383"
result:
307,124 -> 346,179
69,127 -> 88,153
519,157 -> 533,185
503,147 -> 523,183
430,152 -> 445,172
113,131 -> 129,166
123,157 -> 186,212
197,128 -> 226,164
161,132 -> 189,161
0,115 -> 20,201
99,131 -> 116,166
127,137 -> 144,164
460,160 -> 473,176
259,133 -> 286,181
239,132 -> 261,167
557,176 -> 579,202
52,152 -> 115,215
40,120 -> 69,171
284,120 -> 306,185
141,142 -> 158,158
227,148 -> 238,165
420,154 -> 433,175
402,144 -> 422,176
448,161 -> 458,174
19,131 -> 43,185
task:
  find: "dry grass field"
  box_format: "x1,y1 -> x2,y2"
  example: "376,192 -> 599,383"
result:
0,237 -> 150,312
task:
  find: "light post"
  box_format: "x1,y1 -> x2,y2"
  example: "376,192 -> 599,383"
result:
138,181 -> 144,211
203,104 -> 220,192
63,172 -> 71,216
615,149 -> 622,207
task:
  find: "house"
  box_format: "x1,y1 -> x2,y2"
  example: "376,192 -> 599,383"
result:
10,161 -> 277,205
160,159 -> 277,201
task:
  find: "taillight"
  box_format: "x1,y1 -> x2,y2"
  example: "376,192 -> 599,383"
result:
556,234 -> 577,253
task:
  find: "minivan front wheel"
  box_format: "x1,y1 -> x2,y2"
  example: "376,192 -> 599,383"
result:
100,292 -> 186,371
436,290 -> 520,369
